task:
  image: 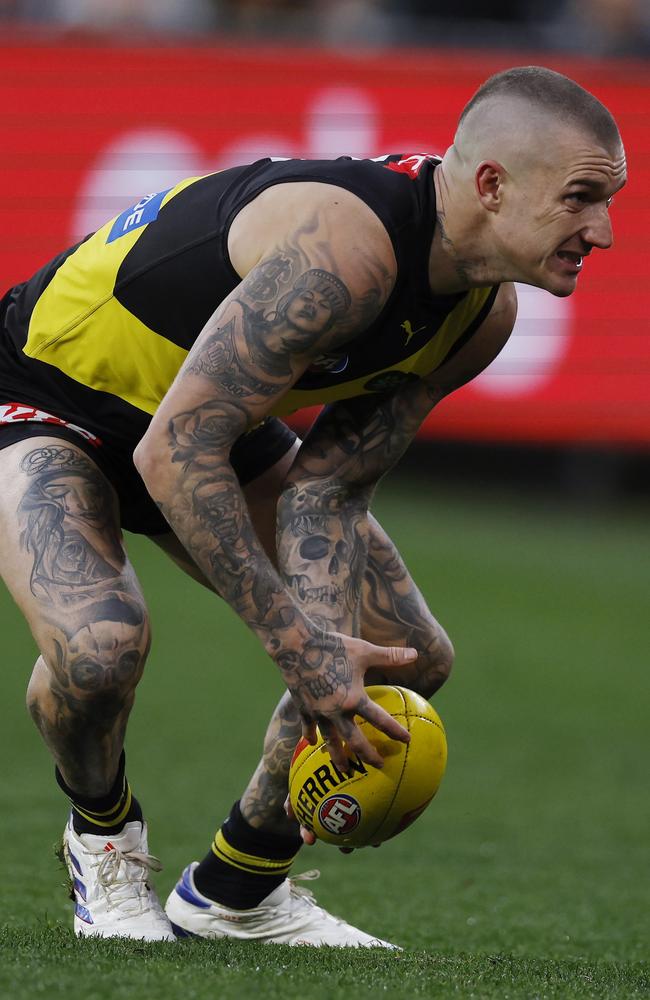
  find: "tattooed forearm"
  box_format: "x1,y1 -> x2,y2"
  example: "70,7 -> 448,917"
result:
157,399 -> 375,732
290,378 -> 442,491
161,400 -> 306,638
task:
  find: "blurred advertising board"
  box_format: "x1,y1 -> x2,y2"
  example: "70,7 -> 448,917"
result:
0,42 -> 647,446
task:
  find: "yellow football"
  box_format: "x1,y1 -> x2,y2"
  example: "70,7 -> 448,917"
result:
288,685 -> 447,848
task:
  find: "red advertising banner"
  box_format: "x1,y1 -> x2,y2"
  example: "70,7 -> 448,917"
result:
0,42 -> 648,446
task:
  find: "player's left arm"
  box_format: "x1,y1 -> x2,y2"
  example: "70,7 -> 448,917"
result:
277,282 -> 517,635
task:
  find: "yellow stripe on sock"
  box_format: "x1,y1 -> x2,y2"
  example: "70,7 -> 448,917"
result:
211,829 -> 296,875
74,786 -> 133,828
71,777 -> 127,818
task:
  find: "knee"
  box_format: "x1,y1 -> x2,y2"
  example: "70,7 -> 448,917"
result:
412,623 -> 455,699
31,593 -> 151,711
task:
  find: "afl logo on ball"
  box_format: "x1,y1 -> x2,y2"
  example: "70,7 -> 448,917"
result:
318,794 -> 361,835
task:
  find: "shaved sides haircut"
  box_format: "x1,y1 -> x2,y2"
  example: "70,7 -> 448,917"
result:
459,66 -> 621,149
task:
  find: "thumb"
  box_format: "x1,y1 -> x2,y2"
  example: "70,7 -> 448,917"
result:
367,643 -> 418,667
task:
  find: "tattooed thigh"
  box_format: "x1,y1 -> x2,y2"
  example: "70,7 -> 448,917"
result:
0,437 -> 150,704
361,515 -> 454,698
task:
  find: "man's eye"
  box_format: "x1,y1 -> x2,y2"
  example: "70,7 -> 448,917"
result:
567,192 -> 589,205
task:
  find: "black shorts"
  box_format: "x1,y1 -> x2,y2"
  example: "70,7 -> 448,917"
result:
0,407 -> 297,536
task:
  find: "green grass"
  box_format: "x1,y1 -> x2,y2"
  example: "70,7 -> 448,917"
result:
1,479 -> 648,998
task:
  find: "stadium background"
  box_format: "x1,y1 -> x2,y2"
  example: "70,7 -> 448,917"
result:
0,3 -> 648,997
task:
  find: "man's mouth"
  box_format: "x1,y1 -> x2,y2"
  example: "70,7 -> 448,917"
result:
556,250 -> 584,270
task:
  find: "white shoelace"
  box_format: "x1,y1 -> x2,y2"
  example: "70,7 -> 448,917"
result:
289,870 -> 396,948
90,847 -> 163,919
288,869 -> 321,904
287,870 -> 347,928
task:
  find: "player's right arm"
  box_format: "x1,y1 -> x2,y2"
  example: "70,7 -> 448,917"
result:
134,190 -> 417,767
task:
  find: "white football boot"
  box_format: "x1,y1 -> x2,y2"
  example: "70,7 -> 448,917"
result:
62,816 -> 175,940
165,865 -> 399,948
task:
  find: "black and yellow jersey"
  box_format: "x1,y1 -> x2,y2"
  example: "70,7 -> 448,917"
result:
0,154 -> 497,530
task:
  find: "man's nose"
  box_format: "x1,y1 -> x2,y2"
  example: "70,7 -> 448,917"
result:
583,205 -> 614,251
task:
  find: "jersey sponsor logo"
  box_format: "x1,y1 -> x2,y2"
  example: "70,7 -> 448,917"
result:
318,794 -> 362,835
385,153 -> 440,179
363,371 -> 419,393
106,188 -> 171,243
401,320 -> 426,346
0,403 -> 102,446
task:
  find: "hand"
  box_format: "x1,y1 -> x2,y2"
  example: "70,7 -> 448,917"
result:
275,626 -> 417,771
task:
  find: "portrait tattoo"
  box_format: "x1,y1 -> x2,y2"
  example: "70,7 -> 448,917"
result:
18,445 -> 122,603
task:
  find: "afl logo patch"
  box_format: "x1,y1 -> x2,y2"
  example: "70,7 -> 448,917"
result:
364,371 -> 419,393
318,794 -> 361,835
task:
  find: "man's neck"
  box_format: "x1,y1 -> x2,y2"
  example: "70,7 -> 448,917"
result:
429,163 -> 501,295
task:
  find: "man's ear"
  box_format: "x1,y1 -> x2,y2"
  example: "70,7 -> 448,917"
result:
475,160 -> 507,212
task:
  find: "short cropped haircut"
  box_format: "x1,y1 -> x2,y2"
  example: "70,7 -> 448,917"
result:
459,66 -> 621,149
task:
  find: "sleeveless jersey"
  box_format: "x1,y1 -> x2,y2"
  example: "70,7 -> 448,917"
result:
0,155 -> 498,451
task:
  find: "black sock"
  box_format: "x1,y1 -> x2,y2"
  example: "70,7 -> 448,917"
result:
56,752 -> 143,836
193,801 -> 302,909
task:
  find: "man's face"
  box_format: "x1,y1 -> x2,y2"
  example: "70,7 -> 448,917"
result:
39,473 -> 108,524
495,129 -> 627,297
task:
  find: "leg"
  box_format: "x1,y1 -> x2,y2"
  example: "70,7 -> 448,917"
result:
362,513 -> 454,697
0,437 -> 150,793
167,495 -> 448,946
0,436 -> 172,938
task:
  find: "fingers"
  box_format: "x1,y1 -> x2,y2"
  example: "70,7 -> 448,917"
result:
316,689 -> 411,770
356,693 -> 410,746
364,642 -> 418,668
322,713 -> 386,770
318,717 -> 353,772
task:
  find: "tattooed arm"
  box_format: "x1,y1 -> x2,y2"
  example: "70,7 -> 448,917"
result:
277,281 -> 518,646
134,193 -> 419,769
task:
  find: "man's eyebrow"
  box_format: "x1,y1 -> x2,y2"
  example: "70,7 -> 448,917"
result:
566,178 -> 604,189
